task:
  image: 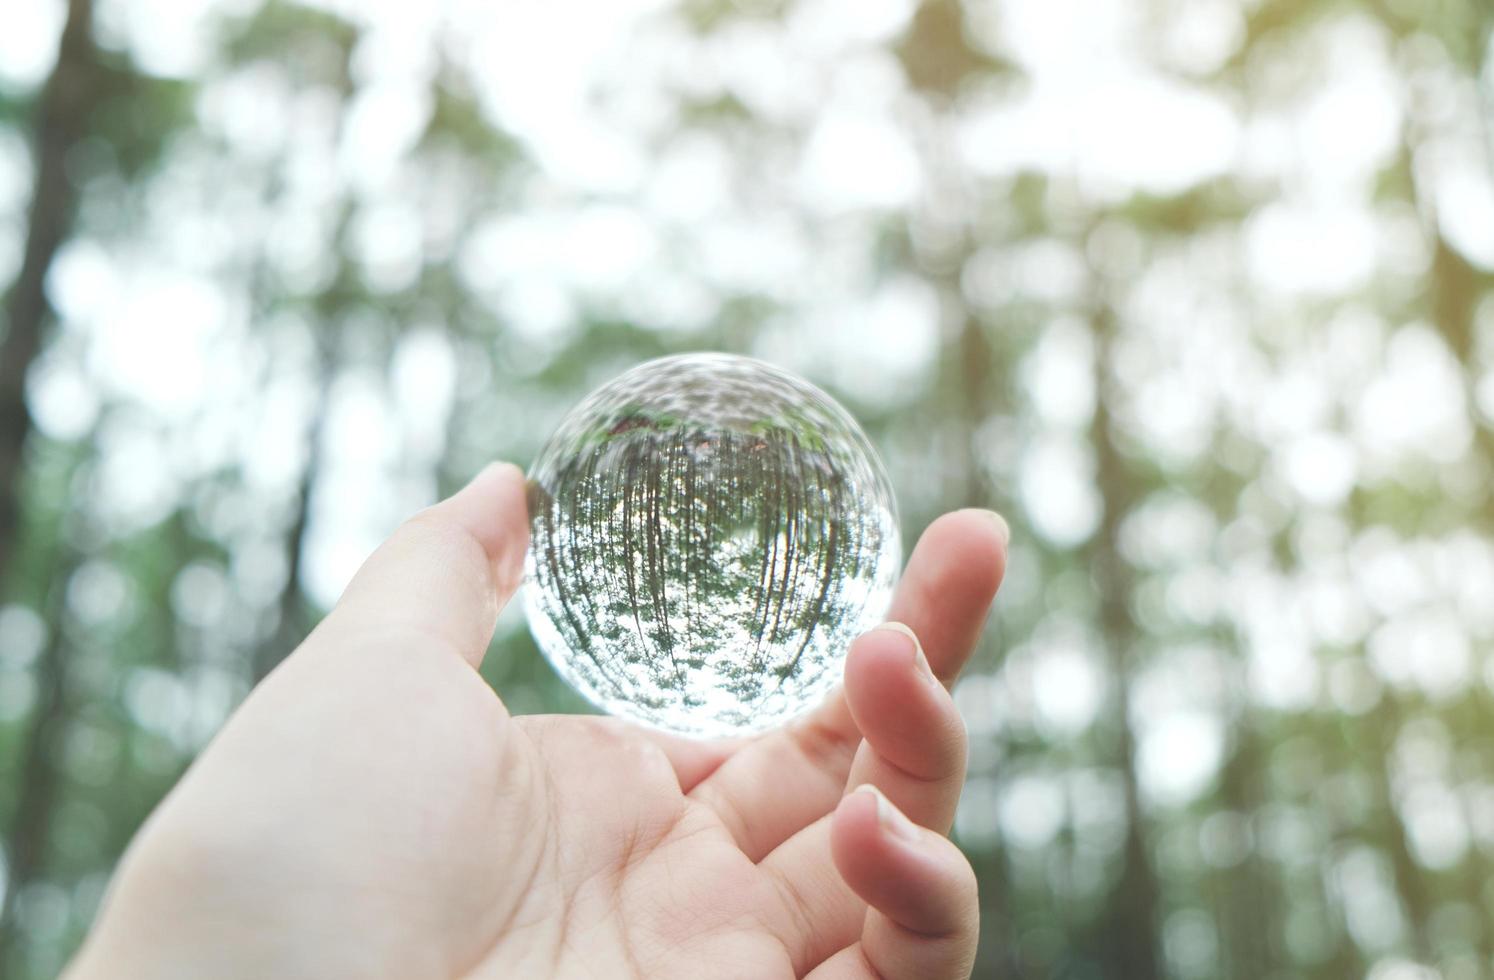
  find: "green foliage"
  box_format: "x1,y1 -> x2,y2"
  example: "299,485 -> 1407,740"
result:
0,90 -> 31,128
896,0 -> 1020,98
220,0 -> 358,88
1113,179 -> 1257,235
84,67 -> 194,180
419,68 -> 525,167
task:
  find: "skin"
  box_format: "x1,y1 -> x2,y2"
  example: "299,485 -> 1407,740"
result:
66,463 -> 1008,980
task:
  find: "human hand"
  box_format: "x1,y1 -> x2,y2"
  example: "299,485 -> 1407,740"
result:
67,463 -> 1008,979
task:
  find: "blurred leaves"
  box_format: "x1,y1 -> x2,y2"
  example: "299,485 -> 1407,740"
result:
896,0 -> 1018,98
221,0 -> 358,88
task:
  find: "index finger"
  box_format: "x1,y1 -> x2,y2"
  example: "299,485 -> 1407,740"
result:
883,508 -> 1009,686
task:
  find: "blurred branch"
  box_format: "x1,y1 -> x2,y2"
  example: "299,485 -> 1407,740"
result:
0,0 -> 99,599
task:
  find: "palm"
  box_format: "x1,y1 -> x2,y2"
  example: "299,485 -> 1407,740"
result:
480,716 -> 791,977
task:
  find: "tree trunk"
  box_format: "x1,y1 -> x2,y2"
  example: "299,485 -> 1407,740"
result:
1404,108 -> 1494,962
1212,713 -> 1276,978
0,0 -> 98,597
1422,225 -> 1494,972
251,373 -> 329,682
951,312 -> 1025,976
1089,297 -> 1165,980
1366,694 -> 1436,959
0,549 -> 81,969
0,0 -> 101,968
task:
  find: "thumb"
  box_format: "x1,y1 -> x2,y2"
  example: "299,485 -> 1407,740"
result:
315,462 -> 530,669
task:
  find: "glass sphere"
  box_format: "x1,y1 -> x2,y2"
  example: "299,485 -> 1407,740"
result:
524,353 -> 900,738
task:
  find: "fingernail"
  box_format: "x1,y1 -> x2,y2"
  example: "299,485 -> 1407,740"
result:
872,622 -> 936,685
982,510 -> 1011,546
855,784 -> 922,844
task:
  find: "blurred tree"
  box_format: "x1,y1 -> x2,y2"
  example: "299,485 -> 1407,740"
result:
1088,293 -> 1165,979
0,0 -> 188,970
0,450 -> 88,970
0,0 -> 99,597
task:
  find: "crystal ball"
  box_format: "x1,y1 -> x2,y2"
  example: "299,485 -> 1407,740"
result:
524,353 -> 900,738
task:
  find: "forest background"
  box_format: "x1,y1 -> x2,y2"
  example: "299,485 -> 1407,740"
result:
1,0 -> 1492,977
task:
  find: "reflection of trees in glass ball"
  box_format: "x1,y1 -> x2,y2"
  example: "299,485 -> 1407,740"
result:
524,353 -> 900,738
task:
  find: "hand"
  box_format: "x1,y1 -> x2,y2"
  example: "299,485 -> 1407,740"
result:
67,463 -> 1008,980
